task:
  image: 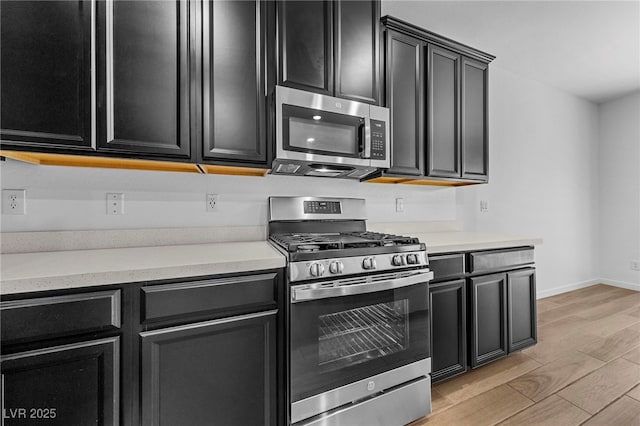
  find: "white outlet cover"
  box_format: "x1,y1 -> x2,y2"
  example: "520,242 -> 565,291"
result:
2,189 -> 26,215
106,193 -> 124,215
206,194 -> 218,212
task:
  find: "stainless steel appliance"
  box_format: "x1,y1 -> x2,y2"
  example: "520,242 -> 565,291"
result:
268,197 -> 433,426
272,86 -> 390,180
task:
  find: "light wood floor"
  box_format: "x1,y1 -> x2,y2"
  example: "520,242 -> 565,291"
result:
412,284 -> 640,426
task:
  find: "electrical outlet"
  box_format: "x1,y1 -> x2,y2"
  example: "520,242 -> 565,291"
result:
480,200 -> 489,213
206,194 -> 218,212
2,189 -> 26,215
395,198 -> 404,213
106,193 -> 124,215
631,260 -> 640,271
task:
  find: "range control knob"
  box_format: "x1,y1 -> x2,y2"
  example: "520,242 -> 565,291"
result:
406,254 -> 420,265
392,255 -> 405,266
362,257 -> 377,270
329,261 -> 344,275
309,262 -> 325,277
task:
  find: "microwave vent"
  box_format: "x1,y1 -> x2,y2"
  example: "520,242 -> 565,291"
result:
275,163 -> 302,174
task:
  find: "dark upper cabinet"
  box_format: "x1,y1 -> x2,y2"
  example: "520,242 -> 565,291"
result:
334,1 -> 380,104
200,0 -> 271,165
427,45 -> 461,178
379,17 -> 493,184
0,1 -> 93,150
430,279 -> 467,383
461,58 -> 489,180
507,268 -> 537,352
469,273 -> 508,368
384,29 -> 424,176
140,311 -> 277,426
279,1 -> 333,95
0,338 -> 119,426
278,1 -> 380,104
96,0 -> 193,158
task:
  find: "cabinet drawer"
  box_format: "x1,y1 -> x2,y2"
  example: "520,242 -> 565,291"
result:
1,290 -> 121,345
429,253 -> 465,281
469,248 -> 534,274
141,273 -> 277,324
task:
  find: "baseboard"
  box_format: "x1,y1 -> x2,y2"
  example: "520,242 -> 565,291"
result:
536,279 -> 600,299
599,278 -> 640,292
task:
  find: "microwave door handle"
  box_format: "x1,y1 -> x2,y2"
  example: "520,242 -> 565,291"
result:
291,270 -> 434,303
358,122 -> 366,156
362,117 -> 372,158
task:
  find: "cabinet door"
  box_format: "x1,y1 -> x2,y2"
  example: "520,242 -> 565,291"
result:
469,273 -> 508,368
384,30 -> 424,176
334,0 -> 380,104
97,0 -> 192,158
427,45 -> 461,178
461,57 -> 489,180
278,1 -> 333,95
430,279 -> 467,383
201,0 -> 268,164
0,338 -> 119,426
140,310 -> 276,426
507,268 -> 537,352
0,1 -> 93,149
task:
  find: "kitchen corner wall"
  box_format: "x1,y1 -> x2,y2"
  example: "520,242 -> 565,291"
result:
457,66 -> 602,296
0,160 -> 456,232
598,90 -> 640,289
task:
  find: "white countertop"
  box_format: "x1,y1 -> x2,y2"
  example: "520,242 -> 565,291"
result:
0,225 -> 542,296
0,241 -> 285,295
417,231 -> 543,254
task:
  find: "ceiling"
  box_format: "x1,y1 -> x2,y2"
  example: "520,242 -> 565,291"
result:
381,0 -> 640,103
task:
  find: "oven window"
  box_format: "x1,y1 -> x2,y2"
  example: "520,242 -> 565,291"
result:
318,300 -> 409,371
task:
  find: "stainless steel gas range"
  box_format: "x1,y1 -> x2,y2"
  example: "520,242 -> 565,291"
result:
268,196 -> 434,426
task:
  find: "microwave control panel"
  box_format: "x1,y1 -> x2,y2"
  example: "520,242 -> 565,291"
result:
370,119 -> 387,160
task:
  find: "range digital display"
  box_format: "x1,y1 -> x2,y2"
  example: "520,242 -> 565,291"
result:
303,201 -> 342,214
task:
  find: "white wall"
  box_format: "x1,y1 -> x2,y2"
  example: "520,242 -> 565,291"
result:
457,66 -> 601,296
598,90 -> 640,288
0,159 -> 456,232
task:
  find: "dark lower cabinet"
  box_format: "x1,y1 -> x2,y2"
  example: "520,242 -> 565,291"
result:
469,273 -> 508,368
430,248 -> 537,381
140,310 -> 277,426
1,0 -> 93,149
0,337 -> 120,426
96,0 -> 193,158
384,29 -> 424,176
430,279 -> 467,383
507,268 -> 537,352
200,0 -> 271,165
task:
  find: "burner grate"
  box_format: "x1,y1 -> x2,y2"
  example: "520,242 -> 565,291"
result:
270,234 -> 342,252
343,231 -> 420,248
270,231 -> 420,253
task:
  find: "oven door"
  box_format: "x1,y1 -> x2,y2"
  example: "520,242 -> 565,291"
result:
276,86 -> 373,167
289,270 -> 431,423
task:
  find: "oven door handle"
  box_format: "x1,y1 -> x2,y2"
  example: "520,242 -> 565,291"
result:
291,270 -> 434,303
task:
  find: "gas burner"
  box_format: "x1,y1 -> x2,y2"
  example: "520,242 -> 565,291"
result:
297,244 -> 321,252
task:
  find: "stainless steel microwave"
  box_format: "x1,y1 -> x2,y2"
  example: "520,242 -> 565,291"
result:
271,86 -> 390,179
